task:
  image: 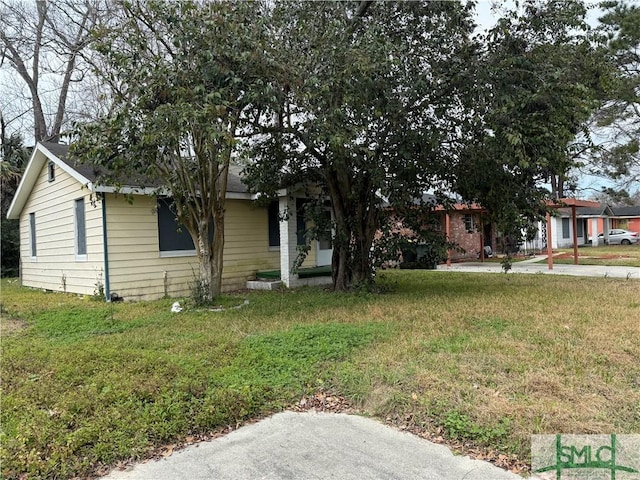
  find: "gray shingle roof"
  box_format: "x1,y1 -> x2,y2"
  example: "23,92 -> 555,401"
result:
42,142 -> 247,193
611,206 -> 640,217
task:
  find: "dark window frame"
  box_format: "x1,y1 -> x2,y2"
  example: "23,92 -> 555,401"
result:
157,197 -> 213,256
75,198 -> 87,258
296,198 -> 308,246
268,201 -> 280,248
29,212 -> 37,258
463,214 -> 474,233
47,161 -> 55,182
562,218 -> 570,239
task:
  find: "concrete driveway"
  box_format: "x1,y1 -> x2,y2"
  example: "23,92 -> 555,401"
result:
437,255 -> 640,279
102,411 -> 523,480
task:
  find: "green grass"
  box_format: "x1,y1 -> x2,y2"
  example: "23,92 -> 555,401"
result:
541,245 -> 640,267
2,272 -> 639,479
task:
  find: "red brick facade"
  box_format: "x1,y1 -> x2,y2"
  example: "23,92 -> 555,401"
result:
436,211 -> 495,261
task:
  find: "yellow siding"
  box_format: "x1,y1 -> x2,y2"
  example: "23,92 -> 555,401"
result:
105,196 -> 282,300
20,163 -> 104,295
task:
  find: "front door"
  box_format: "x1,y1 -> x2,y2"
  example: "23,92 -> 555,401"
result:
316,209 -> 333,266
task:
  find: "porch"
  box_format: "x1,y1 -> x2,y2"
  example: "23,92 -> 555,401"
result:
246,266 -> 333,290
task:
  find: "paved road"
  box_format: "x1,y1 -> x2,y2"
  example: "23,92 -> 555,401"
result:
437,255 -> 640,279
102,411 -> 523,480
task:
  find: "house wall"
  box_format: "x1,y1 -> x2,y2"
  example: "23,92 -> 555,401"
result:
446,212 -> 487,260
105,195 -> 317,301
19,162 -> 105,295
586,217 -> 640,236
627,218 -> 640,232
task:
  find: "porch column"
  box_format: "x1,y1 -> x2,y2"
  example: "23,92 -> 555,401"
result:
445,213 -> 451,267
279,196 -> 300,288
590,218 -> 599,247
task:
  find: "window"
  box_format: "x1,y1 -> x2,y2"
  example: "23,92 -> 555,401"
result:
463,214 -> 474,233
296,199 -> 308,246
576,220 -> 584,238
268,201 -> 280,247
562,218 -> 570,239
157,198 -> 213,256
47,161 -> 55,182
29,212 -> 36,258
75,198 -> 87,258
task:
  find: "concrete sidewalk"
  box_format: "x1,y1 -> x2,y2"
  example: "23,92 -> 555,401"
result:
102,411 -> 522,480
437,255 -> 640,279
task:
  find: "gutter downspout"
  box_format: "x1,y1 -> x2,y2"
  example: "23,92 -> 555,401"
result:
101,193 -> 111,302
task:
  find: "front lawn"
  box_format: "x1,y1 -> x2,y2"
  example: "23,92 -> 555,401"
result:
1,272 -> 639,479
544,245 -> 640,267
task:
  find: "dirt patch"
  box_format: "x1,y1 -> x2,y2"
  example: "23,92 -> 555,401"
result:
0,317 -> 28,336
555,252 -> 631,260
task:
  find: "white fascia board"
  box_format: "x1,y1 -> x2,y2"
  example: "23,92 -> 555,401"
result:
94,185 -> 167,196
39,143 -> 92,187
226,191 -> 252,200
97,186 -> 251,199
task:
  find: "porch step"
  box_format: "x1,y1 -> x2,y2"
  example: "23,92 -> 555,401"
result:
246,280 -> 283,290
255,266 -> 332,280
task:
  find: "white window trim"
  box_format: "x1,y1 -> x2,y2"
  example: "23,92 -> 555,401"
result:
268,246 -> 281,252
159,249 -> 197,258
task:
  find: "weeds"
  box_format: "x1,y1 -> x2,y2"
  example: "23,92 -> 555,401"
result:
2,271 -> 639,479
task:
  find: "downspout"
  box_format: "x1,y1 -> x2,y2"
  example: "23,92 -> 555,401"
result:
101,193 -> 111,302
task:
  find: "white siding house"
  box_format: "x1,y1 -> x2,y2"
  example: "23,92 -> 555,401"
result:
7,142 -> 329,301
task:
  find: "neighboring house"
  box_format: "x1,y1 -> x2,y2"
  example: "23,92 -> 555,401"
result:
526,200 -> 640,250
433,203 -> 496,261
554,203 -> 613,248
6,142 -> 330,301
387,195 -> 496,263
585,205 -> 640,237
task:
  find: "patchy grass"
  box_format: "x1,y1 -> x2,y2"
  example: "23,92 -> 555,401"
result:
542,245 -> 640,267
2,272 -> 639,479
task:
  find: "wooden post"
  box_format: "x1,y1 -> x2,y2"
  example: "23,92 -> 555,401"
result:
480,226 -> 485,262
546,211 -> 553,270
572,205 -> 579,265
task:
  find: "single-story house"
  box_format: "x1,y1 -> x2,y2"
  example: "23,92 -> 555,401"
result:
386,195 -> 497,264
7,142 -> 331,301
434,203 -> 496,262
524,199 -> 640,251
585,205 -> 640,237
524,199 -> 602,250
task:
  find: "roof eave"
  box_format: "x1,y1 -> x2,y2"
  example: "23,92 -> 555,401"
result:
7,143 -> 92,220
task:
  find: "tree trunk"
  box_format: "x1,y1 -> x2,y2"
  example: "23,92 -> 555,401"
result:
210,209 -> 225,298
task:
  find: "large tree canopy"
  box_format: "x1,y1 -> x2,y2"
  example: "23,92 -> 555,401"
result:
72,0 -> 275,300
244,0 -> 479,291
592,0 -> 640,194
454,0 -> 612,234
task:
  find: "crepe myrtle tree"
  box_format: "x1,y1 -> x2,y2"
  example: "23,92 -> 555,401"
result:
71,0 -> 276,301
243,0 -> 480,291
